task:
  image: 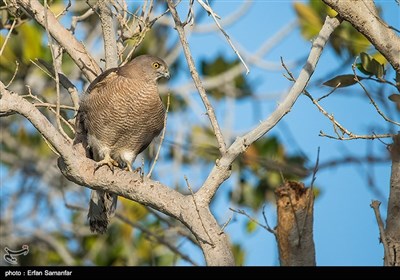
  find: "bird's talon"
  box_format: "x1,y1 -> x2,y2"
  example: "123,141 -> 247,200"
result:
94,158 -> 119,173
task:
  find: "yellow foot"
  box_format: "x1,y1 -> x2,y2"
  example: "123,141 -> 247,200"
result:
94,156 -> 119,173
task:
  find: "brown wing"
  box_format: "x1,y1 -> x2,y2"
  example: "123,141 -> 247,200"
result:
85,68 -> 119,94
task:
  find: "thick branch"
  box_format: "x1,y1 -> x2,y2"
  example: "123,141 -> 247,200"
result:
275,181 -> 315,266
15,0 -> 101,81
323,0 -> 400,73
196,16 -> 341,204
167,0 -> 227,154
98,0 -> 118,69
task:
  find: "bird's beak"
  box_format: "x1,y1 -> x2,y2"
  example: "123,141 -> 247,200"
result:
164,71 -> 170,80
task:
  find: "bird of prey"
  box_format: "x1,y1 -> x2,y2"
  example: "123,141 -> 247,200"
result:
75,55 -> 170,234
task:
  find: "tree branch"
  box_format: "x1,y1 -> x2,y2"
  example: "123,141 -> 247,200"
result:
98,0 -> 118,69
322,0 -> 400,74
230,208 -> 276,235
370,200 -> 391,265
167,0 -> 227,154
196,16 -> 341,204
15,0 -> 101,81
197,0 -> 249,74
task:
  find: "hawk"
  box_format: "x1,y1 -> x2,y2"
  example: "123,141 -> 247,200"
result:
76,55 -> 170,234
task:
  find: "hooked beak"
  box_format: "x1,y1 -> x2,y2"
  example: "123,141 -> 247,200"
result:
163,71 -> 170,80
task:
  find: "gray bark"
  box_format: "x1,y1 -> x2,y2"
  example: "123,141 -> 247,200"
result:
98,0 -> 118,69
386,134 -> 400,266
322,0 -> 400,74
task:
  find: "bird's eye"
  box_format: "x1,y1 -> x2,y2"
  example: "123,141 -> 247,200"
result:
152,62 -> 160,69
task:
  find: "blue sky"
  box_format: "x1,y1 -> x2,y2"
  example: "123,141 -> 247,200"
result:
170,1 -> 399,266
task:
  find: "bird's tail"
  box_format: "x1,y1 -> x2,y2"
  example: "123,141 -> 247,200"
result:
88,190 -> 118,234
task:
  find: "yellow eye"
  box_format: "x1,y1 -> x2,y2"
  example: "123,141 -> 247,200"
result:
152,62 -> 160,69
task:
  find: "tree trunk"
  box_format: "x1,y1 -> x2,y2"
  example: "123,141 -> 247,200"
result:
385,134 -> 400,266
275,181 -> 316,266
179,196 -> 235,266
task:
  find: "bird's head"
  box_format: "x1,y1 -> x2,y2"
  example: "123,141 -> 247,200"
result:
124,55 -> 170,82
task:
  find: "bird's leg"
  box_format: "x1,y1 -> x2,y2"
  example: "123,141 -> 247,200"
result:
94,154 -> 119,173
125,165 -> 133,172
122,160 -> 142,180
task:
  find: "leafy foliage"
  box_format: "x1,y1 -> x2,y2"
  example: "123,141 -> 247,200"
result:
294,1 -> 371,57
201,56 -> 252,100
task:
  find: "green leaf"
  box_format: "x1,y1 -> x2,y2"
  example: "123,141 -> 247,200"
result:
359,52 -> 385,78
360,52 -> 372,72
232,244 -> 246,266
372,59 -> 384,78
323,74 -> 361,88
293,2 -> 322,39
246,220 -> 258,233
356,63 -> 372,76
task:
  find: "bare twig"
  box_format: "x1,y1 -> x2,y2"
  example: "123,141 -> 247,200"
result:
70,6 -> 96,34
303,91 -> 394,140
184,0 -> 195,26
44,0 -> 71,143
55,0 -> 71,18
167,0 -> 227,154
0,18 -> 16,56
148,93 -> 170,178
261,205 -> 275,234
218,213 -> 233,235
197,0 -> 249,74
184,176 -> 214,247
230,207 -> 276,235
5,61 -> 19,88
194,1 -> 252,33
34,103 -> 76,111
310,147 -> 320,189
352,63 -> 400,126
35,59 -> 80,110
317,84 -> 340,102
370,200 -> 390,265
